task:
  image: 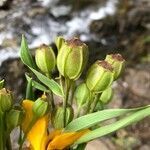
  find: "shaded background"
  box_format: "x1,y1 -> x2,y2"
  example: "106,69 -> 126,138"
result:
0,0 -> 149,149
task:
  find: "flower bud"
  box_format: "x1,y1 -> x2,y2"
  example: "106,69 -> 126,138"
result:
99,87 -> 113,104
6,108 -> 24,132
74,83 -> 90,107
86,61 -> 114,93
105,53 -> 125,80
32,98 -> 48,118
52,105 -> 74,129
0,88 -> 13,112
35,44 -> 56,74
56,37 -> 89,80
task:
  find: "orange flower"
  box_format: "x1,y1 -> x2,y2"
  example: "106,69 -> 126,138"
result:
22,100 -> 49,150
22,100 -> 88,150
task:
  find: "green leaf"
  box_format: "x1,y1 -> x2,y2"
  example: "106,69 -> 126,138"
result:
75,106 -> 150,144
26,74 -> 49,92
20,35 -> 36,69
64,106 -> 149,132
20,35 -> 63,97
29,67 -> 63,97
0,79 -> 4,89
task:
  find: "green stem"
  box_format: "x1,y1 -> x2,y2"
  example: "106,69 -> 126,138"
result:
46,73 -> 55,111
26,78 -> 34,100
84,92 -> 94,115
89,93 -> 101,113
63,78 -> 71,127
50,91 -> 55,110
69,81 -> 75,105
0,111 -> 4,150
19,116 -> 37,150
59,75 -> 64,95
6,135 -> 12,150
76,105 -> 82,118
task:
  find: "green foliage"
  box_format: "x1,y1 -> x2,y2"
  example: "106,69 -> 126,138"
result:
20,36 -> 63,97
19,35 -> 150,149
64,106 -> 149,132
0,35 -> 149,150
75,106 -> 150,144
25,74 -> 49,92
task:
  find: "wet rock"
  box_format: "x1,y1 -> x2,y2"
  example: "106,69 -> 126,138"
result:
86,138 -> 116,150
124,65 -> 150,100
122,64 -> 150,110
0,58 -> 27,102
139,145 -> 150,150
89,0 -> 150,62
0,0 -> 12,10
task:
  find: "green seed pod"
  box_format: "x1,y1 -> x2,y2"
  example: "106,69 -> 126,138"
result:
0,88 -> 13,112
56,37 -> 89,80
6,108 -> 24,133
86,60 -> 114,93
32,98 -> 48,118
35,44 -> 56,74
52,105 -> 74,129
74,83 -> 90,107
55,36 -> 65,51
105,53 -> 125,80
99,87 -> 113,104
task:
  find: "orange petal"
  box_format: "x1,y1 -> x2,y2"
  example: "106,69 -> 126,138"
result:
47,130 -> 88,150
47,130 -> 62,141
22,100 -> 49,150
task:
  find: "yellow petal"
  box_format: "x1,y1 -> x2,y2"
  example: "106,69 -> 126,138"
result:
47,130 -> 88,150
22,100 -> 34,131
28,115 -> 49,150
22,100 -> 49,150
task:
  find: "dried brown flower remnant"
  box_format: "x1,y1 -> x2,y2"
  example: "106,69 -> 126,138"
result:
97,60 -> 113,71
66,37 -> 84,47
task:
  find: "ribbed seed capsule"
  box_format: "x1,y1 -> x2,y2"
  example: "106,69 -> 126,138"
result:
74,83 -> 90,107
35,44 -> 56,74
32,98 -> 48,118
105,53 -> 125,80
0,88 -> 13,112
52,105 -> 74,129
6,108 -> 24,132
56,37 -> 89,80
99,87 -> 113,104
86,60 -> 114,93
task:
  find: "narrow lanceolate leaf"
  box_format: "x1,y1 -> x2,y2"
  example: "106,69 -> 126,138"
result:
26,74 -> 49,92
20,35 -> 63,97
75,106 -> 150,144
64,106 -> 150,132
29,67 -> 63,97
20,35 -> 36,69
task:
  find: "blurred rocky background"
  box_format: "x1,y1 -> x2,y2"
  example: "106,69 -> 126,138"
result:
0,0 -> 149,149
